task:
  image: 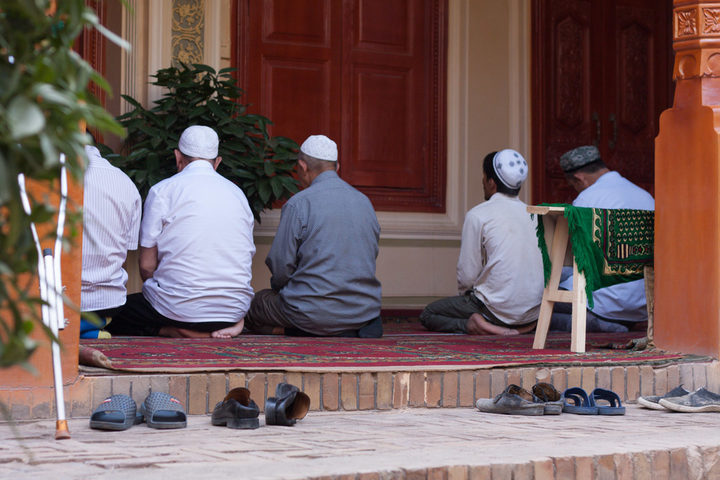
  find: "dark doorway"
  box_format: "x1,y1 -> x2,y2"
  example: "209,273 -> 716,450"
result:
531,0 -> 673,204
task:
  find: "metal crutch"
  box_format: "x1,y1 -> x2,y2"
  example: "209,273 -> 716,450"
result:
17,155 -> 70,440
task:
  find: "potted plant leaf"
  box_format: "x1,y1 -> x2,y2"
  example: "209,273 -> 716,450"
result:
108,63 -> 299,221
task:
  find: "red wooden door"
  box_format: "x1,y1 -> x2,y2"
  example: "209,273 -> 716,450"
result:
234,0 -> 447,212
531,0 -> 672,204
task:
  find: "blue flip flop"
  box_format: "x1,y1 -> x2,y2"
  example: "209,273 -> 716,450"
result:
139,392 -> 187,429
90,394 -> 143,430
590,388 -> 626,415
561,387 -> 599,415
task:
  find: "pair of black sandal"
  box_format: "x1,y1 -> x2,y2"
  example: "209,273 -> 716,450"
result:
211,383 -> 310,430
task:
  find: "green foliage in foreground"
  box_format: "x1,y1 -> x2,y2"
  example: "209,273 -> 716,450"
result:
0,0 -> 125,369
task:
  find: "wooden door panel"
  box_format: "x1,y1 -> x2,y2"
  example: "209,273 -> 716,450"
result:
260,59 -> 334,141
533,0 -> 595,204
262,0 -> 331,46
532,0 -> 670,204
236,0 -> 446,212
243,0 -> 342,142
605,0 -> 669,196
354,0 -> 411,53
343,0 -> 424,190
347,67 -> 419,188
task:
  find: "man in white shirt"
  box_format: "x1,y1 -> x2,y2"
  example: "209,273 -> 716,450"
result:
420,149 -> 544,335
107,126 -> 256,337
81,139 -> 141,338
551,145 -> 655,333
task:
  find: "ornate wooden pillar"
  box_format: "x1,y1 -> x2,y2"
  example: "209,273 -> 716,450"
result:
655,1 -> 720,356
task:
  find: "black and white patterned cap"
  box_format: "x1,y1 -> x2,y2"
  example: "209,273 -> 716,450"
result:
559,145 -> 601,172
492,149 -> 528,189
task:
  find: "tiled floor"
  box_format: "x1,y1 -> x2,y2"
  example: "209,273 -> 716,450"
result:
3,405 -> 720,479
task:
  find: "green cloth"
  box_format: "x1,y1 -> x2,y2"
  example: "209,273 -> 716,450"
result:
535,204 -> 654,308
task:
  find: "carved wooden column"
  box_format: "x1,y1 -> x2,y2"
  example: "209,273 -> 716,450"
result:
655,1 -> 720,356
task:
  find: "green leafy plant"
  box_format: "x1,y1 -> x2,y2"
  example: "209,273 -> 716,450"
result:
109,63 -> 299,221
0,1 -> 125,369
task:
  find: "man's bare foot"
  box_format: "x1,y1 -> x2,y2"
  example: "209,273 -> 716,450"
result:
515,321 -> 537,334
158,326 -> 211,338
466,313 -> 521,336
211,319 -> 245,339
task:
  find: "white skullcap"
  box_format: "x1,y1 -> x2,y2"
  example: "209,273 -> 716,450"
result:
178,126 -> 219,160
300,135 -> 338,162
492,149 -> 528,189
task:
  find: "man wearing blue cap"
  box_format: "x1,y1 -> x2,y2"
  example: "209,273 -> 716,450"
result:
552,145 -> 654,333
420,149 -> 544,335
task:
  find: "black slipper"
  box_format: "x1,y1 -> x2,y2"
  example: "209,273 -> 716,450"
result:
140,392 -> 187,429
90,394 -> 143,431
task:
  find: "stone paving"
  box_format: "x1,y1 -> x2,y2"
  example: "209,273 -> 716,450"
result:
3,405 -> 720,479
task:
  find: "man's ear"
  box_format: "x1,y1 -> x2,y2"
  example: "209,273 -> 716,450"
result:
486,176 -> 497,192
213,156 -> 222,170
298,158 -> 308,173
174,149 -> 184,172
573,172 -> 587,188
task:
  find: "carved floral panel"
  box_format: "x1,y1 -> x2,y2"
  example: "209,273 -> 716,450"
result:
172,0 -> 205,66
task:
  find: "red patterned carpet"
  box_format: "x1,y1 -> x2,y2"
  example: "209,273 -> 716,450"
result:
79,321 -> 702,373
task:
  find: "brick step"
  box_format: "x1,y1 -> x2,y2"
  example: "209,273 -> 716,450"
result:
6,359 -> 718,420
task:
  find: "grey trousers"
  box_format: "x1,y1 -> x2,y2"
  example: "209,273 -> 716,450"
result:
420,292 -> 511,333
245,289 -> 295,334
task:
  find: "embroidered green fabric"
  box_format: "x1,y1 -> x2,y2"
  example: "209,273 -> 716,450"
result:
534,204 -> 654,308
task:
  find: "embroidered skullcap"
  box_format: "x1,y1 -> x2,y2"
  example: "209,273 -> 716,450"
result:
178,126 -> 219,160
492,149 -> 528,189
559,145 -> 601,173
300,135 -> 338,162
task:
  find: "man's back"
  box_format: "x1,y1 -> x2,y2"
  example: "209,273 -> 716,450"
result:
81,146 -> 141,311
458,193 -> 544,325
267,170 -> 381,335
141,160 -> 255,323
573,171 -> 654,210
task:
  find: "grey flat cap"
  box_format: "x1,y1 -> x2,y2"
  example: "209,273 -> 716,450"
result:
559,145 -> 601,172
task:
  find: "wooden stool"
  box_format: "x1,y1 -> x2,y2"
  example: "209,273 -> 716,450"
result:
527,205 -> 589,353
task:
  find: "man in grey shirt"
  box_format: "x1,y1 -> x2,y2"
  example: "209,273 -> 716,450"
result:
226,134 -> 382,338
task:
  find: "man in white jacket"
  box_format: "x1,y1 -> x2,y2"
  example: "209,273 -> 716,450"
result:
420,149 -> 544,335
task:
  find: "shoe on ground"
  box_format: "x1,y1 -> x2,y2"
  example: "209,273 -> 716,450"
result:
659,387 -> 720,413
265,383 -> 310,426
637,385 -> 690,410
475,384 -> 545,416
532,382 -> 563,415
590,388 -> 625,415
89,394 -> 143,431
212,387 -> 260,429
140,392 -> 187,429
561,387 -> 598,415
